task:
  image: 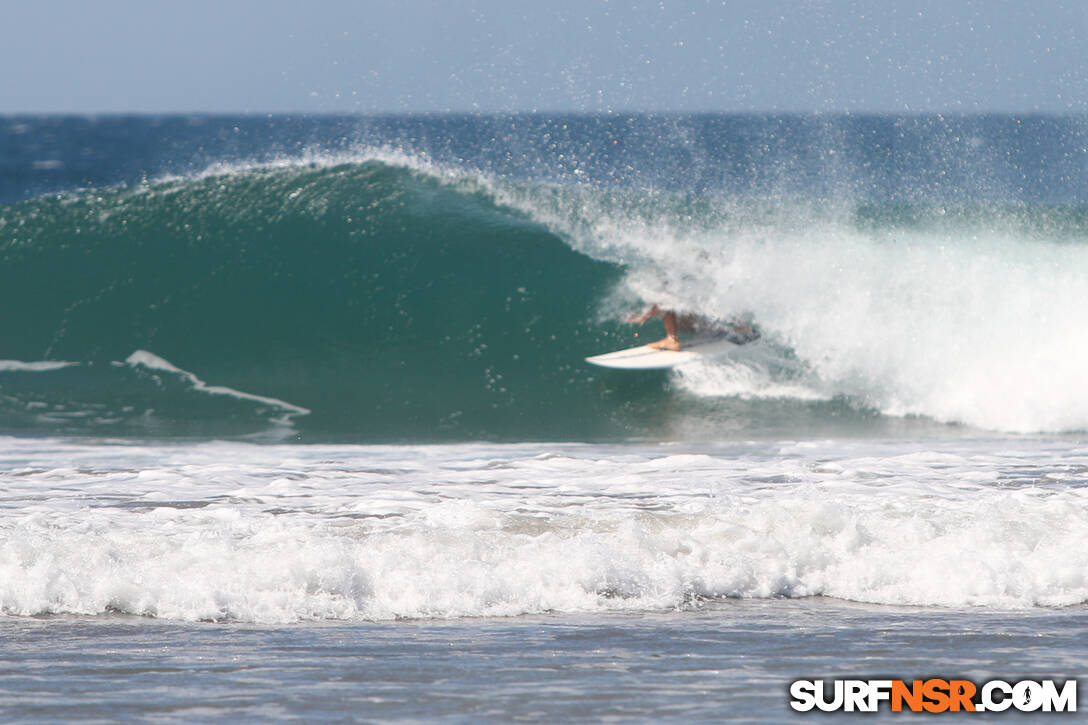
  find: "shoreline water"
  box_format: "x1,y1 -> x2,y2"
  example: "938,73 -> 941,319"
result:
5,599 -> 1085,723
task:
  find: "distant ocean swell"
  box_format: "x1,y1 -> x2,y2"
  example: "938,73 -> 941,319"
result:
3,151 -> 1088,438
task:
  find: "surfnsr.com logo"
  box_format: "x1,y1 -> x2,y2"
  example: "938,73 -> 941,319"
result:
789,679 -> 1077,713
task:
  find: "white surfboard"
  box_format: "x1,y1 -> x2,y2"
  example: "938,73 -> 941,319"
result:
585,334 -> 736,370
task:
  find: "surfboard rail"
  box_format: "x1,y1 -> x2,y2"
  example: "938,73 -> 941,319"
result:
585,333 -> 735,370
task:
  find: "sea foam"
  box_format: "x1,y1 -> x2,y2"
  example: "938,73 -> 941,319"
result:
492,178 -> 1088,433
2,439 -> 1085,623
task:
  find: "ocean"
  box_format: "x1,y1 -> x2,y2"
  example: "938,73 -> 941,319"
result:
1,114 -> 1086,721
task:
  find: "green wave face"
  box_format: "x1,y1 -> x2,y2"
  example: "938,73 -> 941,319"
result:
0,160 -> 686,440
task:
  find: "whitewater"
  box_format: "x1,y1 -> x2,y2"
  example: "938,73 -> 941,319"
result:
2,114 -> 1087,721
4,437 -> 1088,622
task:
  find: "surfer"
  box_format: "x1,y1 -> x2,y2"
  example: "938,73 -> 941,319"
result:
627,305 -> 758,350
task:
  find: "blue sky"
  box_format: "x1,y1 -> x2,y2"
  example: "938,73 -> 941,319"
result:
2,0 -> 1086,113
